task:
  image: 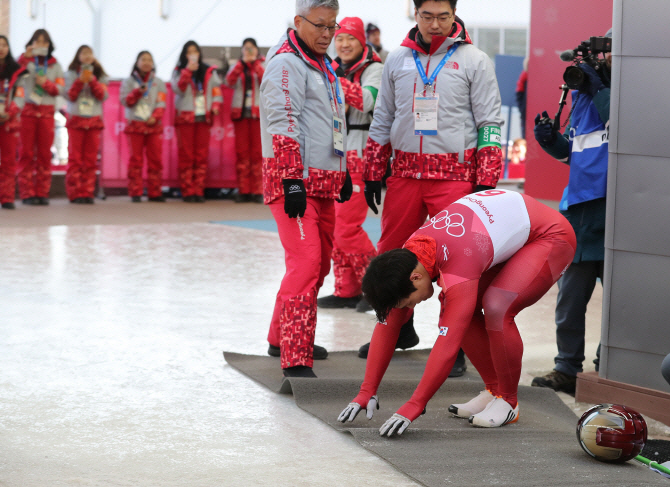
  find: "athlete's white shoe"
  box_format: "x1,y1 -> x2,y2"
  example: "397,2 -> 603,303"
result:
469,397 -> 519,428
448,389 -> 495,418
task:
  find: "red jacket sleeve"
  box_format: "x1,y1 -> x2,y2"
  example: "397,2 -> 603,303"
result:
89,77 -> 106,100
254,60 -> 265,83
68,78 -> 85,101
363,137 -> 393,181
396,280 -> 479,421
41,79 -> 60,97
150,107 -> 165,121
125,88 -> 143,107
225,61 -> 245,86
7,101 -> 20,118
340,77 -> 364,112
272,134 -> 304,180
177,68 -> 192,92
475,146 -> 503,188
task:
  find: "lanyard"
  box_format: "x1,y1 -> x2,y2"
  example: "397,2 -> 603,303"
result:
133,73 -> 153,97
35,57 -> 48,73
323,58 -> 343,106
412,43 -> 459,87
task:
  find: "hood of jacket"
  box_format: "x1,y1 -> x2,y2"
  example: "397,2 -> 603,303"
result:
272,29 -> 337,84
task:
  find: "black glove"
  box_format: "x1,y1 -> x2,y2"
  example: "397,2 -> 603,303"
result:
364,180 -> 382,215
474,185 -> 494,193
534,111 -> 557,146
336,170 -> 353,203
578,63 -> 605,96
334,65 -> 346,77
282,179 -> 306,218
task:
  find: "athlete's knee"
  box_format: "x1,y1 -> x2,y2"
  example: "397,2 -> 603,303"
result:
482,287 -> 519,332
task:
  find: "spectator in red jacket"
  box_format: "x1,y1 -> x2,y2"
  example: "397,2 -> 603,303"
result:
64,45 -> 108,204
226,38 -> 265,203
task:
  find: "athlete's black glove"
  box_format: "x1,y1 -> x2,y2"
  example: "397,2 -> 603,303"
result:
282,179 -> 306,218
534,111 -> 557,146
364,180 -> 382,215
474,185 -> 494,193
336,170 -> 353,203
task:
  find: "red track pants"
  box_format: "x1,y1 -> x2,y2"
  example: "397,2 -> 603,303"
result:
332,170 -> 376,298
267,198 -> 336,369
127,132 -> 163,198
0,129 -> 20,204
176,122 -> 210,197
18,114 -> 55,199
233,118 -> 262,195
66,128 -> 101,200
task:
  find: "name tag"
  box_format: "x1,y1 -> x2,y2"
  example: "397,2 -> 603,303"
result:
134,99 -> 152,121
414,93 -> 439,136
78,97 -> 95,117
0,95 -> 5,116
333,116 -> 345,157
244,89 -> 253,108
194,92 -> 206,116
403,57 -> 416,70
29,90 -> 43,105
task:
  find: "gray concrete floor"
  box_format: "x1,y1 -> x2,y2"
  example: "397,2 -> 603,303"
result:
0,194 -> 662,486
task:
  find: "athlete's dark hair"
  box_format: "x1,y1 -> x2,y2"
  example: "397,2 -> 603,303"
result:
413,0 -> 457,10
68,45 -> 107,79
131,50 -> 154,77
0,36 -> 21,80
176,40 -> 209,84
26,28 -> 55,58
361,248 -> 419,323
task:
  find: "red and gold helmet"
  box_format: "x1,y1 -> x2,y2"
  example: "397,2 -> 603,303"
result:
576,403 -> 647,463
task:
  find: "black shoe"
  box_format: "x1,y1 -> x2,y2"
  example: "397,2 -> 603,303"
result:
37,197 -> 49,205
22,197 -> 37,205
358,316 -> 419,358
195,195 -> 205,203
131,196 -> 142,203
148,196 -> 166,202
1,202 -> 15,209
356,297 -> 373,313
83,197 -> 95,204
252,194 -> 264,203
234,193 -> 248,203
183,195 -> 195,202
268,343 -> 328,360
317,294 -> 362,309
531,369 -> 576,394
282,365 -> 317,378
448,349 -> 467,378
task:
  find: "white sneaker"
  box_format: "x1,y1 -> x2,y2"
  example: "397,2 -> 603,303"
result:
469,397 -> 519,428
448,389 -> 495,418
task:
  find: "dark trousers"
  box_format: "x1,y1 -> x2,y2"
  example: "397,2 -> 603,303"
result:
554,260 -> 604,376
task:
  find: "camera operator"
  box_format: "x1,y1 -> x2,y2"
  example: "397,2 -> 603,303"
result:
531,28 -> 612,394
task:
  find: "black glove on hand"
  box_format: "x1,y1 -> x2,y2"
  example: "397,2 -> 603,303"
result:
364,180 -> 382,215
534,111 -> 557,146
578,63 -> 605,97
335,65 -> 346,78
336,170 -> 353,203
474,185 -> 494,193
282,179 -> 306,218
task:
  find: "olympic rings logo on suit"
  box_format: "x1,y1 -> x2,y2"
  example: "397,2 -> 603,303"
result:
420,210 -> 465,237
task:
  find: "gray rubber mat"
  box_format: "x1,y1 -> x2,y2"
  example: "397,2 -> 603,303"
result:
223,350 -> 665,486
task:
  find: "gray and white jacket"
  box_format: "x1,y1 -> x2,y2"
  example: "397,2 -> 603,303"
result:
64,70 -> 109,119
260,29 -> 347,204
171,65 -> 223,125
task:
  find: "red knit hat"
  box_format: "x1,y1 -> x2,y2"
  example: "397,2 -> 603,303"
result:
336,17 -> 366,48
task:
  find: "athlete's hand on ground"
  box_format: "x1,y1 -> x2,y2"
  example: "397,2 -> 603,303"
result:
282,179 -> 306,218
337,395 -> 379,422
336,170 -> 352,203
379,413 -> 412,437
364,180 -> 382,214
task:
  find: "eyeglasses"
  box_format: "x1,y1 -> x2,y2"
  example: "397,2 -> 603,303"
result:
299,15 -> 340,34
416,11 -> 455,24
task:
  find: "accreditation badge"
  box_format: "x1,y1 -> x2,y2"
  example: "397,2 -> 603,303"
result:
78,96 -> 95,117
244,89 -> 253,108
0,96 -> 6,116
414,93 -> 439,136
134,99 -> 151,121
333,116 -> 345,157
29,90 -> 43,105
194,92 -> 206,117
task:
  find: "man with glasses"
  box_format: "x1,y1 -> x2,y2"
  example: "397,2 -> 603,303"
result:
357,0 -> 504,366
260,0 -> 352,378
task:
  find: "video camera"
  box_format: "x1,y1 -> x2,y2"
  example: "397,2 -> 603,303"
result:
560,36 -> 612,91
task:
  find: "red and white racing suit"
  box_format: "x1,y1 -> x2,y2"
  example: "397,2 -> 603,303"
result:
353,190 -> 576,419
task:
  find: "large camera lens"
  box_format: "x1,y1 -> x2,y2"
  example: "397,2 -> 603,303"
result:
563,65 -> 587,91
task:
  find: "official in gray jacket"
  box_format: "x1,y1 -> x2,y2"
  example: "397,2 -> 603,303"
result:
260,0 -> 352,378
358,0 -> 504,358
